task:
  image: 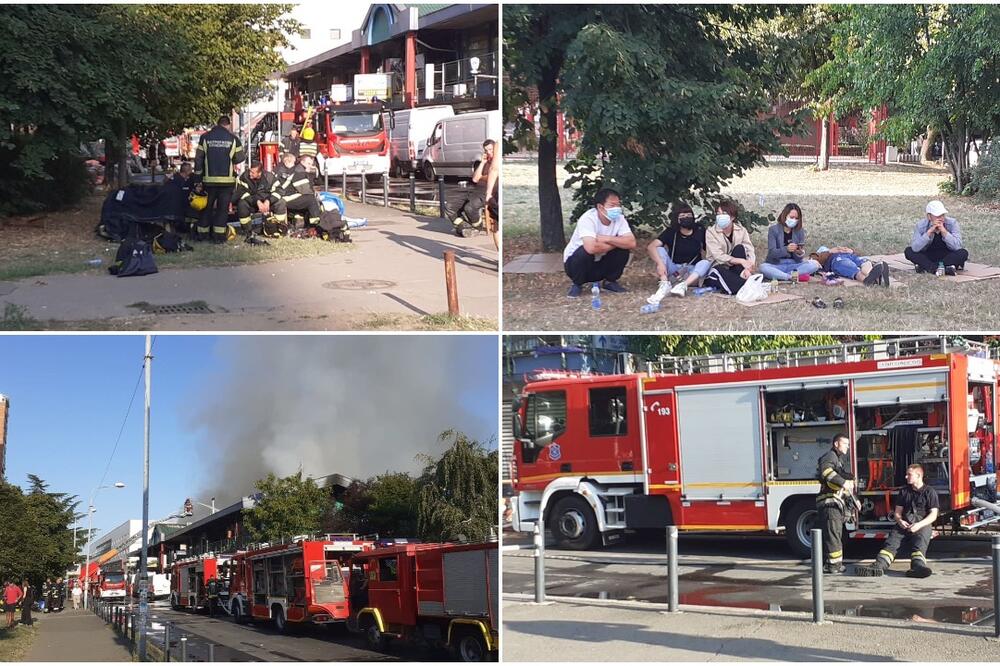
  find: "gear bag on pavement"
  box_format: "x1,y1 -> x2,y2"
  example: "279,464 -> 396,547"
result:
109,239 -> 158,277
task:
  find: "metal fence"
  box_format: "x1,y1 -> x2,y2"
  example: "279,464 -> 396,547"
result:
91,599 -> 229,661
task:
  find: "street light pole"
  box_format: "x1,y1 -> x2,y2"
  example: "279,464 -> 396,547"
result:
138,335 -> 152,661
81,481 -> 125,610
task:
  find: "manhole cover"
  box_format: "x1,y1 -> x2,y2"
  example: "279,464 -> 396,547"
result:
323,279 -> 397,290
131,302 -> 213,315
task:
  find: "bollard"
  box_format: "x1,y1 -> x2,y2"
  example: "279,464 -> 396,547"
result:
341,170 -> 347,198
164,622 -> 171,662
667,526 -> 679,613
533,515 -> 546,603
444,250 -> 459,316
324,167 -> 329,193
361,170 -> 367,205
811,528 -> 824,623
993,536 -> 1000,638
208,643 -> 215,662
438,176 -> 446,218
382,172 -> 389,207
409,172 -> 416,213
180,636 -> 188,663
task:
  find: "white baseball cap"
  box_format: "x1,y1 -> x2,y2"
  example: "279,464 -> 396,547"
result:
926,200 -> 948,216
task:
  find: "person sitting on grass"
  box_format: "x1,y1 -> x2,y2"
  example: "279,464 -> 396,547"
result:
704,199 -> 756,295
903,200 -> 968,276
646,202 -> 711,302
759,203 -> 822,282
563,188 -> 636,297
809,246 -> 889,286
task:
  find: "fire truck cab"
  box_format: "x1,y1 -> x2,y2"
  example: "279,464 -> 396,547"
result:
226,535 -> 373,633
170,555 -> 229,612
307,102 -> 395,178
512,337 -> 1000,555
349,541 -> 498,662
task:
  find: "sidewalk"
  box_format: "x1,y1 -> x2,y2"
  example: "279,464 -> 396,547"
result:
0,200 -> 497,330
22,609 -> 132,662
503,595 -> 999,662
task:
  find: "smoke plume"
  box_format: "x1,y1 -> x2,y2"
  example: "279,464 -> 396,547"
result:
190,336 -> 497,505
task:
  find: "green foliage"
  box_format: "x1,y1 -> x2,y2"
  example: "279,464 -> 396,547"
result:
0,139 -> 91,216
970,144 -> 1000,198
243,472 -> 330,543
0,4 -> 295,210
640,335 -> 881,359
417,431 -> 498,543
810,5 -> 1000,190
0,477 -> 80,587
325,473 -> 420,538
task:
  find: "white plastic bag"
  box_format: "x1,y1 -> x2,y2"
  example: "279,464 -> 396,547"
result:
735,273 -> 771,304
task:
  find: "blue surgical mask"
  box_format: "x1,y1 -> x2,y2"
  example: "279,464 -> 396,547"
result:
715,214 -> 732,229
604,206 -> 623,221
786,218 -> 799,228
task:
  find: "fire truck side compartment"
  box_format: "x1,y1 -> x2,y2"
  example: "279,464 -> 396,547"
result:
624,495 -> 673,528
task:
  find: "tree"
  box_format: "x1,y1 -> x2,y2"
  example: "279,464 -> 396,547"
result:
417,430 -> 497,542
242,472 -> 331,543
504,6 -> 809,241
811,5 -> 1000,191
0,477 -> 80,586
324,473 -> 421,538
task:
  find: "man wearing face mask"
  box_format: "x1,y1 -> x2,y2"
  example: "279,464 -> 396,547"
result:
563,188 -> 637,297
704,199 -> 756,295
903,200 -> 968,276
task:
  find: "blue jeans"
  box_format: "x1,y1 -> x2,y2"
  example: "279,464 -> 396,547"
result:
656,248 -> 711,280
829,254 -> 867,279
759,258 -> 821,281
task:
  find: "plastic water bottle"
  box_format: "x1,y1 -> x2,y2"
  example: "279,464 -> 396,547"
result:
692,286 -> 716,296
640,303 -> 660,315
935,261 -> 945,277
86,258 -> 103,267
591,283 -> 601,310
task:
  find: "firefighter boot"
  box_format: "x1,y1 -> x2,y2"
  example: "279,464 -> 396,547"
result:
824,563 -> 847,574
906,564 -> 933,578
853,562 -> 886,577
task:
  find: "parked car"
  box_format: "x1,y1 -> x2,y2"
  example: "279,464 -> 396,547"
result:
390,105 -> 454,177
422,110 -> 501,181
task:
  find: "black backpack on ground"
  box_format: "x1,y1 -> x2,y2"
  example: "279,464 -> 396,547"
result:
318,210 -> 350,242
109,239 -> 158,277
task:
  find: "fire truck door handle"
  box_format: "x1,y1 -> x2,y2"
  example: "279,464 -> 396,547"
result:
668,463 -> 678,471
560,463 -> 572,473
620,461 -> 634,471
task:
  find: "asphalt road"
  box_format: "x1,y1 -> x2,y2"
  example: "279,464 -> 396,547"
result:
503,529 -> 999,627
137,601 -> 446,662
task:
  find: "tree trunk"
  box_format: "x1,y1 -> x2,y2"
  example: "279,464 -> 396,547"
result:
919,126 -> 938,163
116,124 -> 130,190
942,130 -> 969,193
818,116 -> 830,171
537,64 -> 566,253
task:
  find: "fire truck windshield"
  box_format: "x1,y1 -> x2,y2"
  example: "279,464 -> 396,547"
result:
104,573 -> 125,584
310,562 -> 346,604
330,112 -> 382,135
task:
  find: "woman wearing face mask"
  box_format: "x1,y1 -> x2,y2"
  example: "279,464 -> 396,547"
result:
704,199 -> 756,295
759,203 -> 821,282
646,202 -> 711,302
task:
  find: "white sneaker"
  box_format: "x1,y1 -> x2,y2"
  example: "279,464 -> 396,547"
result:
647,280 -> 670,305
670,281 -> 688,297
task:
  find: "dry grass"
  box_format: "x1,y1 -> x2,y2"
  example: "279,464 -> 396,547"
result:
358,312 -> 497,331
0,192 -> 349,282
502,160 -> 1000,331
0,623 -> 37,662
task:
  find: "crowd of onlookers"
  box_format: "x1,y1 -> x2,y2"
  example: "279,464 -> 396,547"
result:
2,577 -> 81,629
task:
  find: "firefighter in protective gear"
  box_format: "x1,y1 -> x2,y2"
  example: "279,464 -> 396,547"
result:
275,152 -> 320,229
233,160 -> 286,236
206,576 -> 219,618
194,115 -> 247,242
869,463 -> 939,577
816,433 -> 855,574
281,126 -> 301,157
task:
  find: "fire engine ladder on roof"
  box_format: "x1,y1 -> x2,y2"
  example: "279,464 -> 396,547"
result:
648,335 -> 995,376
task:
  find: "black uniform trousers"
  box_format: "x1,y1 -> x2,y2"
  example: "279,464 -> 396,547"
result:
236,196 -> 287,227
199,185 -> 235,237
564,246 -> 630,286
285,195 -> 321,226
819,502 -> 845,565
876,525 -> 931,569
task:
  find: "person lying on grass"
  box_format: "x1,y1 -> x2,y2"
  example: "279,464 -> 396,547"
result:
563,187 -> 636,297
809,246 -> 890,286
903,200 -> 969,276
703,199 -> 757,296
646,202 -> 711,303
759,203 -> 822,282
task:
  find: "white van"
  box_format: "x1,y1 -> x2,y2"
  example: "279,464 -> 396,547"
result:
390,105 -> 454,176
422,110 -> 501,180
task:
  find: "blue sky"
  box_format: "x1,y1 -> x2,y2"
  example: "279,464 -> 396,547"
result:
2,335 -> 498,545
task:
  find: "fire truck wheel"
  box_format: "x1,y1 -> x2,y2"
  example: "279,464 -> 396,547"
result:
170,594 -> 179,611
364,620 -> 387,651
272,606 -> 287,633
551,495 -> 598,550
423,161 -> 435,181
784,499 -> 818,558
454,631 -> 488,662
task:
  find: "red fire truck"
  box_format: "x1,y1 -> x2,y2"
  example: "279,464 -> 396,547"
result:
170,555 -> 230,612
348,541 -> 499,662
511,337 -> 1000,555
306,102 -> 395,178
225,535 -> 374,632
96,560 -> 128,602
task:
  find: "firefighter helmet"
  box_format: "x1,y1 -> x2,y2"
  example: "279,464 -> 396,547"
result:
301,127 -> 315,141
190,194 -> 208,211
